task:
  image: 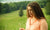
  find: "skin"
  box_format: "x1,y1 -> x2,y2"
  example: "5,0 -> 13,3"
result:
27,6 -> 38,20
19,6 -> 48,30
27,6 -> 36,18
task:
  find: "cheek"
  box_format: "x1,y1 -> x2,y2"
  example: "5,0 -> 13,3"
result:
31,11 -> 32,13
29,11 -> 33,15
28,11 -> 31,14
31,11 -> 33,14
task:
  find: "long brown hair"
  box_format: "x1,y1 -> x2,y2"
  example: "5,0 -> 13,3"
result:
27,2 -> 46,19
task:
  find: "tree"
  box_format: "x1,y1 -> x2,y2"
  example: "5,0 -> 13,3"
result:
19,6 -> 23,17
0,3 -> 2,14
45,2 -> 50,15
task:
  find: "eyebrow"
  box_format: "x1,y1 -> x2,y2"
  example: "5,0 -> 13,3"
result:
28,9 -> 32,10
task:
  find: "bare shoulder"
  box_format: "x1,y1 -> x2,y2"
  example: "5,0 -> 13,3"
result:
26,17 -> 30,23
40,19 -> 48,30
40,19 -> 47,23
27,17 -> 30,21
39,18 -> 48,27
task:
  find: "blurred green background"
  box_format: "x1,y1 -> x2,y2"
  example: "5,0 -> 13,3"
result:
0,0 -> 50,30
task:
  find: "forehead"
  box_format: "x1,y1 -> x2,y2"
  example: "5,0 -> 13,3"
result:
27,6 -> 32,10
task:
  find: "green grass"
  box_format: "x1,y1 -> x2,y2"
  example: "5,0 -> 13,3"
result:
0,9 -> 50,30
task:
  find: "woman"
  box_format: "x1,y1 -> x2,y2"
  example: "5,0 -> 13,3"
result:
19,2 -> 48,30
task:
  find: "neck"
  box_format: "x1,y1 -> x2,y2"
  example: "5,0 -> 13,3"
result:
30,16 -> 38,20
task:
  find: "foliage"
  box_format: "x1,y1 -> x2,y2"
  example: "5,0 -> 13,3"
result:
0,1 -> 47,14
0,9 -> 50,30
45,2 -> 50,15
19,5 -> 23,17
0,1 -> 31,14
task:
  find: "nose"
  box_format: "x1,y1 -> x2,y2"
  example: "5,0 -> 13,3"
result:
29,10 -> 31,13
29,10 -> 32,14
29,10 -> 30,13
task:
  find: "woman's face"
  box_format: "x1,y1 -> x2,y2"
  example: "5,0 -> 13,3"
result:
27,6 -> 34,17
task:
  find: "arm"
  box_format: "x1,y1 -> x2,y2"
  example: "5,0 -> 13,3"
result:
40,19 -> 48,30
25,18 -> 30,30
19,18 -> 29,30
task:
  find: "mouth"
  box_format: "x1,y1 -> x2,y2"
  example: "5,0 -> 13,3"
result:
29,14 -> 33,16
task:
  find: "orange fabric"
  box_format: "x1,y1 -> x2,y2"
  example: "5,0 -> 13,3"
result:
29,17 -> 37,25
39,20 -> 41,30
29,17 -> 41,30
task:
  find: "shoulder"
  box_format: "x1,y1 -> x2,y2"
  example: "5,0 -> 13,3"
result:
27,17 -> 31,21
39,19 -> 48,25
26,17 -> 31,24
40,19 -> 48,30
40,19 -> 47,24
26,18 -> 30,23
27,17 -> 31,20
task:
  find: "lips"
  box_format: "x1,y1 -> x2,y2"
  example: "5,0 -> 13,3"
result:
29,13 -> 33,16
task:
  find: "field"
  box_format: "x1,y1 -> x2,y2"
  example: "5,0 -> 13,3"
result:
0,8 -> 50,30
